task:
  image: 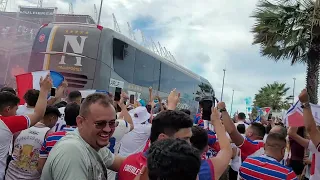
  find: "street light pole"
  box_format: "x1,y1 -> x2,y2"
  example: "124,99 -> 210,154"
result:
293,78 -> 296,104
220,69 -> 226,101
230,89 -> 234,116
97,0 -> 103,25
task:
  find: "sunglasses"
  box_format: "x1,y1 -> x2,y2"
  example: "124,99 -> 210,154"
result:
94,120 -> 117,129
80,116 -> 117,129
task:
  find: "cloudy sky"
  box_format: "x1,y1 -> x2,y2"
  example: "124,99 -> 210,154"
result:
6,0 -> 307,113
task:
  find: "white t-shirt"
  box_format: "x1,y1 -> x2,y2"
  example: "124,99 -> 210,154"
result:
16,105 -> 34,116
108,119 -> 131,155
118,123 -> 151,157
52,107 -> 66,132
0,115 -> 30,180
230,143 -> 241,172
234,121 -> 249,130
308,141 -> 320,180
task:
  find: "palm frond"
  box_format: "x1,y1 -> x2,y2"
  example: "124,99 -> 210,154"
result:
252,0 -> 315,64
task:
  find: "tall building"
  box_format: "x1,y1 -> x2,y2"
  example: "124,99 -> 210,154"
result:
0,6 -> 95,88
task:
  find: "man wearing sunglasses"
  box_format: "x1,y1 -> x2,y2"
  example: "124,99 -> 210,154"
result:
41,93 -> 125,180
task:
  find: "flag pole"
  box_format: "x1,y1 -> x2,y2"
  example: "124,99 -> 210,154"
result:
230,89 -> 234,116
97,0 -> 103,25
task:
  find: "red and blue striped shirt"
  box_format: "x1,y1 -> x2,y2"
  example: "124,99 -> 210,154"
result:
239,155 -> 297,180
198,160 -> 215,180
39,126 -> 76,158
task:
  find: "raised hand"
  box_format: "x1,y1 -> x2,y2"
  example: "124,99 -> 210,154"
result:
39,74 -> 52,92
119,91 -> 129,106
60,80 -> 68,88
287,126 -> 298,136
167,88 -> 180,110
298,89 -> 309,103
210,107 -> 220,125
217,102 -> 226,110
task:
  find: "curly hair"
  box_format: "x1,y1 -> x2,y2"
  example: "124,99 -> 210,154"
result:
147,138 -> 201,180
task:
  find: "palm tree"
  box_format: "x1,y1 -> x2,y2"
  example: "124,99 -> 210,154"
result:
253,82 -> 292,111
252,0 -> 320,104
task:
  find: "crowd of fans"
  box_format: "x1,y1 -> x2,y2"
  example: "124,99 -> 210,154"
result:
0,74 -> 319,180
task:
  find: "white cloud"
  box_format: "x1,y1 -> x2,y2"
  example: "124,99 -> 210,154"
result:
7,0 -> 308,113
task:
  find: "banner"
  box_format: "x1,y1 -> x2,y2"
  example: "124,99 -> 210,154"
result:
19,7 -> 55,18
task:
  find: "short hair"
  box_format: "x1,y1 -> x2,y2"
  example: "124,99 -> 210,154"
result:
44,106 -> 61,118
250,122 -> 266,138
0,87 -> 16,95
0,92 -> 20,111
147,138 -> 201,180
237,124 -> 246,134
266,133 -> 286,149
190,126 -> 208,152
54,101 -> 67,108
80,93 -> 113,117
65,103 -> 80,126
68,90 -> 82,102
238,112 -> 246,120
150,110 -> 193,143
23,89 -> 40,107
180,109 -> 191,115
270,125 -> 287,139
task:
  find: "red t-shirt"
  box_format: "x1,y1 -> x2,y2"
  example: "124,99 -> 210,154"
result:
238,137 -> 264,161
118,152 -> 147,180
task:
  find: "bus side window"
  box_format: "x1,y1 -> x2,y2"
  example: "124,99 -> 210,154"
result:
113,39 -> 128,60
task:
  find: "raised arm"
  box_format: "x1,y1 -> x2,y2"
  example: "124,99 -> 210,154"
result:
209,107 -> 232,180
148,87 -> 153,104
299,89 -> 320,149
218,102 -> 244,146
117,91 -> 134,131
167,88 -> 180,111
27,74 -> 52,126
287,127 -> 309,148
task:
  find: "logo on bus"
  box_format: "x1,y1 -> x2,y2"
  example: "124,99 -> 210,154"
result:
39,34 -> 45,42
58,35 -> 88,69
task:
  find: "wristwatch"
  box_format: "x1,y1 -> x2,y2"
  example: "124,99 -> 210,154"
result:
301,102 -> 310,109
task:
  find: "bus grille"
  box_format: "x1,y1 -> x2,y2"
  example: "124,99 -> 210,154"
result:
59,72 -> 88,88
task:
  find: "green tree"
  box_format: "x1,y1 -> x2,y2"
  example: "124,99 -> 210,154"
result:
195,83 -> 214,101
253,82 -> 292,111
252,0 -> 320,104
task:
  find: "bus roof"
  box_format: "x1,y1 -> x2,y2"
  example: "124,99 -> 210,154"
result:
47,22 -> 212,86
